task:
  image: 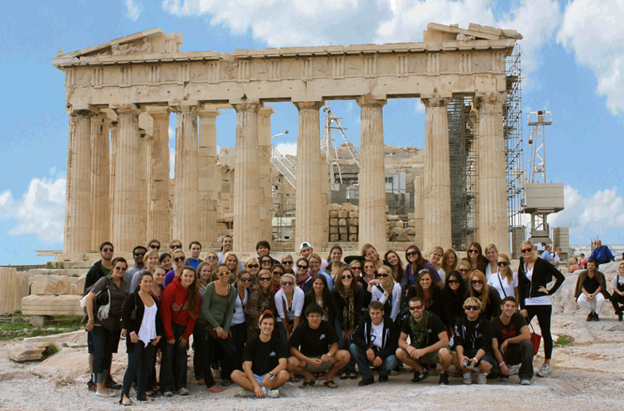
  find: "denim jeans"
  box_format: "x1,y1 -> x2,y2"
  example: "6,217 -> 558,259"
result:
122,342 -> 155,400
160,323 -> 188,393
91,326 -> 120,383
335,320 -> 356,374
349,343 -> 398,379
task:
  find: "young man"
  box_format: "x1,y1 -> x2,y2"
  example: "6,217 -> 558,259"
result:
83,242 -> 118,391
231,311 -> 289,398
574,260 -> 609,321
186,241 -> 203,269
540,245 -> 554,264
125,245 -> 146,293
452,297 -> 495,385
396,297 -> 452,385
300,242 -> 328,270
491,297 -> 533,385
287,303 -> 351,389
350,301 -> 399,386
218,235 -> 244,270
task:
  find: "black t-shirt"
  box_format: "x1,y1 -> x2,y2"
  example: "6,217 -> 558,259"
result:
289,320 -> 338,357
401,313 -> 446,347
583,275 -> 600,294
242,335 -> 288,376
491,312 -> 527,342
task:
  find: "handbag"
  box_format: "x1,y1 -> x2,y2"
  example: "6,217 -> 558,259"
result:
528,321 -> 541,356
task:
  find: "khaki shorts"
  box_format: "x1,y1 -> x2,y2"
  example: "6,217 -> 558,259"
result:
405,347 -> 451,365
304,356 -> 333,373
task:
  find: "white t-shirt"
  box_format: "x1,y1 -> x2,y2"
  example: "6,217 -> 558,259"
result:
524,265 -> 551,306
488,271 -> 518,300
275,287 -> 305,321
138,302 -> 158,347
438,268 -> 446,285
371,321 -> 384,349
485,263 -> 495,281
231,288 -> 248,325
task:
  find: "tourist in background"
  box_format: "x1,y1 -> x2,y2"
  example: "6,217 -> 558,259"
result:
610,263 -> 624,321
487,254 -> 519,304
568,257 -> 580,273
484,244 -> 499,281
574,260 -> 608,321
578,253 -> 587,269
245,269 -> 276,339
589,240 -> 615,268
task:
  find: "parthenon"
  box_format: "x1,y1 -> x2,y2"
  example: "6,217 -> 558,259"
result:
52,23 -> 522,255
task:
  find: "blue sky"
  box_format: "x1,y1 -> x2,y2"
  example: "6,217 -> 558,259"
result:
0,0 -> 623,264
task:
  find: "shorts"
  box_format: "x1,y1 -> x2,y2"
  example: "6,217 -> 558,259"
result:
464,349 -> 495,366
405,347 -> 451,364
254,373 -> 275,386
304,356 -> 333,373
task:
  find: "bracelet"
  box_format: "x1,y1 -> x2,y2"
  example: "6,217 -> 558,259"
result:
88,320 -> 94,323
327,353 -> 332,357
130,331 -> 136,336
499,362 -> 506,367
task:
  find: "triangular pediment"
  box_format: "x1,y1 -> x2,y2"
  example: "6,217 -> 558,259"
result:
424,23 -> 523,43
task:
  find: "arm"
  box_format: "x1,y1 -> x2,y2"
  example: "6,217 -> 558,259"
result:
182,293 -> 198,340
159,288 -> 175,342
354,286 -> 363,325
543,260 -> 566,295
85,292 -> 97,331
389,285 -> 401,321
201,285 -> 221,329
491,337 -> 509,376
222,287 -> 237,333
275,291 -> 285,320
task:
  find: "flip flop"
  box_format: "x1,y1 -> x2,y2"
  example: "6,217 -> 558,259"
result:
324,380 -> 338,389
299,380 -> 313,389
339,373 -> 348,380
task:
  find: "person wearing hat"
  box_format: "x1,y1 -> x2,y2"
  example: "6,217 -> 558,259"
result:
231,311 -> 289,398
300,242 -> 328,271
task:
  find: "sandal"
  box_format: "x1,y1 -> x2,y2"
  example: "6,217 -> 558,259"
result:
324,380 -> 338,389
349,373 -> 357,379
339,373 -> 348,380
299,380 -> 313,389
207,385 -> 224,393
119,398 -> 134,406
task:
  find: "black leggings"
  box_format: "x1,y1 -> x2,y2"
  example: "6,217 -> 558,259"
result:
525,305 -> 553,360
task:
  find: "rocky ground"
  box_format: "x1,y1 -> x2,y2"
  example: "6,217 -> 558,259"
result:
1,262 -> 623,411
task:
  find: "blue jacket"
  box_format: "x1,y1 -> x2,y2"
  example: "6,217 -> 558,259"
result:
589,246 -> 614,263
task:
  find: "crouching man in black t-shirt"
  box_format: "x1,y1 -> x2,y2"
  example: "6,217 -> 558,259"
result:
231,310 -> 289,398
491,296 -> 534,385
287,303 -> 351,389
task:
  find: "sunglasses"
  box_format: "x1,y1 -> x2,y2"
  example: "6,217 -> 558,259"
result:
149,245 -> 160,250
272,271 -> 282,276
406,251 -> 419,257
468,249 -> 479,254
114,266 -> 127,271
247,264 -> 259,268
352,266 -> 362,270
447,280 -> 460,284
465,305 -> 480,311
281,281 -> 294,286
458,268 -> 469,273
217,271 -> 230,277
376,273 -> 390,278
471,280 -> 483,284
170,244 -> 182,249
240,278 -> 252,283
282,261 -> 293,265
497,262 -> 509,267
297,265 -> 308,270
259,277 -> 271,281
134,252 -> 145,257
521,248 -> 533,253
102,248 -> 114,253
174,257 -> 185,262
409,305 -> 423,311
207,255 -> 217,260
342,275 -> 353,280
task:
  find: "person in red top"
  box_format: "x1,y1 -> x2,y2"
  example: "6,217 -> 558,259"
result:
159,266 -> 200,397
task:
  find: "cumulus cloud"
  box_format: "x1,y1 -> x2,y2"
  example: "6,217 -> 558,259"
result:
275,142 -> 297,156
557,0 -> 624,115
125,0 -> 143,21
0,177 -> 66,243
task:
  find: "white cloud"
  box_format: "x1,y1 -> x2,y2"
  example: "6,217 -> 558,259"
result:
557,0 -> 624,115
415,99 -> 425,114
275,142 -> 297,156
549,185 -> 624,235
170,150 -> 175,178
125,0 -> 143,21
0,177 -> 66,243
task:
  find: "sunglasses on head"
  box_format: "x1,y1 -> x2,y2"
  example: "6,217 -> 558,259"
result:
465,305 -> 479,311
247,264 -> 259,268
102,247 -> 114,253
409,305 -> 423,311
174,257 -> 185,262
497,261 -> 509,267
260,277 -> 272,281
281,281 -> 294,286
468,249 -> 479,254
521,248 -> 533,253
471,280 -> 483,284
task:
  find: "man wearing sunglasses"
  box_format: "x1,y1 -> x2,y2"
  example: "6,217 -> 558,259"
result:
125,245 -> 147,293
452,297 -> 494,385
350,301 -> 399,386
396,297 -> 452,385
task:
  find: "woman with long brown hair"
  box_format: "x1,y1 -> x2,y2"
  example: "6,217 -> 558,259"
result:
327,245 -> 347,283
361,243 -> 383,269
467,270 -> 501,320
245,269 -> 276,339
466,242 -> 488,273
404,245 -> 441,288
487,254 -> 519,304
439,248 -> 458,285
406,269 -> 444,319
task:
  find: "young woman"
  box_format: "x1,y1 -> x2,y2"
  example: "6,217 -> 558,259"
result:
358,258 -> 378,313
384,250 -> 406,293
370,265 -> 402,322
274,273 -> 304,344
487,254 -> 519,304
406,269 -> 444,319
230,270 -> 251,364
164,249 -> 186,287
327,245 -> 347,283
350,259 -> 363,280
428,246 -> 444,284
518,240 -> 565,377
271,264 -> 284,292
198,263 -> 240,391
457,260 -> 472,284
281,254 -> 295,274
159,253 -> 173,273
159,266 -> 200,396
169,239 -> 183,252
611,263 -> 624,321
361,243 -> 383,269
440,270 -> 468,330
85,257 -> 128,397
466,242 -> 488,273
568,257 -> 580,273
149,265 -> 167,304
484,244 -> 499,281
193,262 -> 212,385
197,262 -> 212,297
205,252 -> 219,272
243,257 -> 260,285
303,274 -> 334,324
223,252 -> 240,282
308,253 -> 333,289
260,255 -> 274,272
404,245 -> 441,288
468,270 -> 501,320
245,269 -> 276,339
331,266 -> 363,380
120,271 -> 163,405
129,249 -> 160,293
294,257 -> 312,293
440,248 -> 458,285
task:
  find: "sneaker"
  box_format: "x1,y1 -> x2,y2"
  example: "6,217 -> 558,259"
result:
508,364 -> 520,375
107,375 -> 122,390
462,372 -> 472,385
378,374 -> 389,383
176,388 -> 189,396
593,313 -> 600,322
586,313 -> 593,322
499,376 -> 509,382
618,312 -> 623,321
163,391 -> 174,397
87,379 -> 96,392
537,364 -> 552,378
359,377 -> 375,386
238,388 -> 255,397
410,370 -> 429,383
438,371 -> 449,385
477,372 -> 488,385
520,378 -> 531,385
264,389 -> 280,398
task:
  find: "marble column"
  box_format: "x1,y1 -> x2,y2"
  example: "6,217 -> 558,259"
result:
171,102 -> 200,248
357,96 -> 387,253
90,115 -> 110,252
197,106 -> 220,246
112,106 -> 141,252
414,175 -> 424,249
64,108 -> 93,253
232,103 -> 261,251
421,96 -> 452,251
476,92 -> 509,254
146,107 -> 171,244
138,130 -> 148,246
108,122 -> 118,242
258,107 -> 275,243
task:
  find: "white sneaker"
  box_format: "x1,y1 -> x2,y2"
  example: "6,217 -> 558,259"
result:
477,372 -> 488,385
238,389 -> 255,397
463,372 -> 472,385
520,378 -> 531,385
264,389 -> 280,398
537,364 -> 552,378
508,364 -> 520,375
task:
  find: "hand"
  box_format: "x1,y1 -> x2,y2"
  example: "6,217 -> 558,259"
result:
411,348 -> 426,359
459,355 -> 470,370
262,374 -> 273,388
366,348 -> 375,362
320,354 -> 331,363
179,337 -> 189,347
372,356 -> 383,368
151,336 -> 162,346
167,339 -> 175,345
469,358 -> 478,367
519,309 -> 528,318
589,293 -> 595,300
130,333 -> 138,344
500,364 -> 510,376
308,357 -> 323,367
343,330 -> 352,340
85,322 -> 94,332
253,385 -> 264,399
500,339 -> 509,354
537,286 -> 549,295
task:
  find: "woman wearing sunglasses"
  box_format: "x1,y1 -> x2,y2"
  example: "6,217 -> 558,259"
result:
487,254 -> 519,304
440,270 -> 468,330
517,240 -> 565,378
281,254 -> 295,274
358,259 -> 378,313
406,269 -> 444,320
244,257 -> 260,286
271,264 -> 284,292
230,270 -> 252,366
370,265 -> 402,323
294,257 -> 313,294
274,273 -> 304,344
467,270 -> 501,321
164,249 -> 186,287
466,242 -> 488,273
404,245 -> 441,288
245,269 -> 276,340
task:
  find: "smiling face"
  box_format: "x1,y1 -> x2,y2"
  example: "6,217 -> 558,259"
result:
146,253 -> 159,268
180,269 -> 195,288
271,269 -> 282,286
133,248 -> 146,264
408,300 -> 424,321
260,257 -> 273,269
419,272 -> 432,290
445,252 -> 456,267
429,251 -> 442,265
296,261 -> 309,275
308,258 -> 320,273
259,272 -> 273,289
112,261 -> 127,278
458,264 -> 470,281
340,269 -> 353,288
386,252 -> 399,267
216,267 -> 230,284
199,265 -> 212,283
246,261 -> 259,276
306,312 -> 322,329
139,274 -> 153,293
173,252 -> 185,268
486,247 -> 498,263
502,300 -> 517,317
406,247 -> 420,263
257,245 -> 270,257
222,237 -> 233,252
468,246 -> 480,260
470,275 -> 484,292
312,278 -> 325,295
301,247 -> 313,259
378,268 -> 392,288
447,275 -> 461,291
238,273 -> 252,289
161,256 -> 172,272
364,261 -> 376,277
351,263 -> 362,277
369,308 -> 384,326
259,317 -> 275,336
190,244 -> 201,259
366,247 -> 379,262
330,248 -> 342,262
153,268 -> 166,285
465,304 -> 481,321
226,256 -> 238,271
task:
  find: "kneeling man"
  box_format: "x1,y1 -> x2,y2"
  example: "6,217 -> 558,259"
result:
231,311 -> 289,398
396,297 -> 452,385
287,303 -> 350,388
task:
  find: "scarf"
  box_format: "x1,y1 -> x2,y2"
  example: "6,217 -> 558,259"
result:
296,272 -> 311,289
409,309 -> 430,349
339,291 -> 355,332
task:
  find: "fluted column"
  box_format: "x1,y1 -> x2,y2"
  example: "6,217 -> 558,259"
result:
476,92 -> 509,254
294,101 -> 324,251
108,122 -> 118,241
90,115 -> 110,252
171,102 -> 200,248
258,107 -> 275,242
414,175 -> 424,249
112,106 -> 141,252
197,106 -> 220,246
233,103 -> 261,251
422,96 -> 452,251
146,106 -> 171,243
357,96 -> 387,253
138,130 -> 148,245
64,108 -> 94,253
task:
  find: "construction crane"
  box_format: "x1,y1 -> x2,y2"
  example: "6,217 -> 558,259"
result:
270,130 -> 297,189
321,103 -> 360,190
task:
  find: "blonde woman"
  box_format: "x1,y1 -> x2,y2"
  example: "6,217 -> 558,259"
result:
274,273 -> 304,344
223,251 -> 240,283
370,265 -> 402,322
484,244 -> 499,281
468,270 -> 501,320
245,269 -> 276,339
361,243 -> 383,269
487,254 -> 519,304
243,257 -> 260,285
129,249 -> 160,292
440,248 -> 458,285
428,246 -> 445,286
164,249 -> 186,287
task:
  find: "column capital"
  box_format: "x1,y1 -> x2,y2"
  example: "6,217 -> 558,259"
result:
420,94 -> 450,108
67,104 -> 98,117
293,101 -> 323,111
197,105 -> 222,118
146,105 -> 171,118
110,103 -> 142,116
169,100 -> 199,113
258,106 -> 275,117
474,91 -> 506,107
232,102 -> 261,113
356,94 -> 387,108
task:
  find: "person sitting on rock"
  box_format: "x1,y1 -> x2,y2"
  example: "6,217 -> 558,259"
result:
574,260 -> 609,321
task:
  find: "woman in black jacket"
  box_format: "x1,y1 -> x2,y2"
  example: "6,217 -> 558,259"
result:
517,240 -> 565,378
120,271 -> 163,405
406,269 -> 444,320
440,270 -> 467,330
467,270 -> 501,320
302,274 -> 335,325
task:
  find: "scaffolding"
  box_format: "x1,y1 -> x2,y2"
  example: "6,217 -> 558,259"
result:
504,44 -> 525,256
448,96 -> 478,250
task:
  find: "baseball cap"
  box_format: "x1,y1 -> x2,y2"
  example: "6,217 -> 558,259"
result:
259,310 -> 274,323
300,242 -> 312,251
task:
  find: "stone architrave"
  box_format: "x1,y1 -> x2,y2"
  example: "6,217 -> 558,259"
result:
257,107 -> 275,243
111,105 -> 141,252
90,115 -> 110,252
64,107 -> 94,253
146,106 -> 171,244
476,92 -> 509,254
414,175 -> 424,249
232,102 -> 261,251
294,101 -> 324,251
171,101 -> 200,248
197,106 -> 221,246
357,95 -> 387,253
421,95 -> 452,252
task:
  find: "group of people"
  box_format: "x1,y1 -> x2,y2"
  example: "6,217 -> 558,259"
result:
83,236 -> 570,404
